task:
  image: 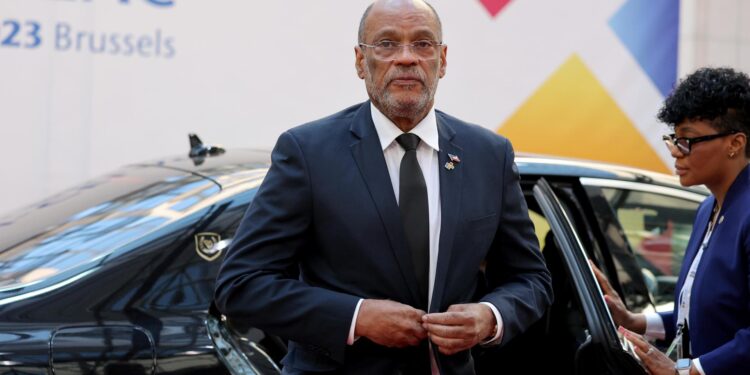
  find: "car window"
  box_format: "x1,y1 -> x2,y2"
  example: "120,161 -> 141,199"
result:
528,210 -> 551,250
600,188 -> 700,310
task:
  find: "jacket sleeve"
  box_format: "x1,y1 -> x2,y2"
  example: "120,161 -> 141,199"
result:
658,311 -> 676,342
479,140 -> 554,346
698,234 -> 750,375
214,131 -> 360,364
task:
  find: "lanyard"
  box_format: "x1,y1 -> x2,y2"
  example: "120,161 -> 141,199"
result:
668,206 -> 719,358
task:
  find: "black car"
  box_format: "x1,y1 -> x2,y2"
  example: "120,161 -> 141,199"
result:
0,137 -> 707,374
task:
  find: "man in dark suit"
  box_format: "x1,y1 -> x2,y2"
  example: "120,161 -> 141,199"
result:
214,1 -> 552,373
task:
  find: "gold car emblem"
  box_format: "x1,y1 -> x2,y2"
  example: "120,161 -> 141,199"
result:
195,232 -> 222,261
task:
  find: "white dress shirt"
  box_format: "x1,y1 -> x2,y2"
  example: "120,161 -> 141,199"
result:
346,104 -> 503,362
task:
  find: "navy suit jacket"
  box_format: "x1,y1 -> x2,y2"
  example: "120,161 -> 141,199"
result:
214,102 -> 552,374
659,165 -> 750,375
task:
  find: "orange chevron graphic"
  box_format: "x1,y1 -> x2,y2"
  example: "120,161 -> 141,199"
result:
499,54 -> 670,173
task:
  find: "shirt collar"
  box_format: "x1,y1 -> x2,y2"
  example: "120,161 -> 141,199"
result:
370,102 -> 440,152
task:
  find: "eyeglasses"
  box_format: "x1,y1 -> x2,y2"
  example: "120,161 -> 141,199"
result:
662,131 -> 738,155
359,40 -> 444,61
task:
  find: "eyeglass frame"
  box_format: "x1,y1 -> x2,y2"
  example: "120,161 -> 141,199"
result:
358,40 -> 445,61
661,131 -> 739,155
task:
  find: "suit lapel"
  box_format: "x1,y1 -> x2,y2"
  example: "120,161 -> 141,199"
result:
349,103 -> 422,305
430,115 -> 463,313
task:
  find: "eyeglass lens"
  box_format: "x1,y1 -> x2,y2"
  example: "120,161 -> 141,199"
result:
372,43 -> 439,60
663,135 -> 691,155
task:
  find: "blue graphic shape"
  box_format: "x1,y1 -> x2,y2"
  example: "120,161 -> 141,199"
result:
609,0 -> 679,97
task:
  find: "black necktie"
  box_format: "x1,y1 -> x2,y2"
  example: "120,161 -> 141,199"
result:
396,133 -> 429,308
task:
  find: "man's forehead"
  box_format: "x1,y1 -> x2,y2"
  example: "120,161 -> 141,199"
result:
364,3 -> 439,37
370,25 -> 437,38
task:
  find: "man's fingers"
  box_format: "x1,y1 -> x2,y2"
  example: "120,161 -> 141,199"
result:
359,299 -> 431,348
422,323 -> 473,339
382,323 -> 427,348
446,304 -> 469,312
408,308 -> 427,321
422,311 -> 469,325
436,345 -> 465,356
409,323 -> 429,340
400,333 -> 422,347
430,335 -> 469,355
396,311 -> 429,342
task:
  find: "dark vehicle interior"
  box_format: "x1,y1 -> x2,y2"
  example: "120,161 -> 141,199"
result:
474,192 -> 606,374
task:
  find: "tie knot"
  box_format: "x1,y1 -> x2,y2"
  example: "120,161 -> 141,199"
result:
396,133 -> 421,151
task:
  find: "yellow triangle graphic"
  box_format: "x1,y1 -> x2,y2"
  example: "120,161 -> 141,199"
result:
499,54 -> 669,173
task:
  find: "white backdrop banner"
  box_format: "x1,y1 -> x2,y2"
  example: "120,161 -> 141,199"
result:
0,0 -> 680,213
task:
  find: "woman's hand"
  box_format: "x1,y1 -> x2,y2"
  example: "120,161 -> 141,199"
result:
621,327 -> 677,375
590,260 -> 646,333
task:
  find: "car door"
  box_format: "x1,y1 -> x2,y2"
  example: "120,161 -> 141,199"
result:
533,178 -> 647,375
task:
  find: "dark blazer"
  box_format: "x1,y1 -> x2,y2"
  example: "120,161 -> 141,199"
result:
659,165 -> 750,375
214,102 -> 552,374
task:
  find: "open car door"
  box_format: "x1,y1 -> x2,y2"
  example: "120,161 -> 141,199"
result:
533,178 -> 648,375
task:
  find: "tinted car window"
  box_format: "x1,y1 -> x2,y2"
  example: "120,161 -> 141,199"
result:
600,188 -> 700,310
528,210 -> 551,249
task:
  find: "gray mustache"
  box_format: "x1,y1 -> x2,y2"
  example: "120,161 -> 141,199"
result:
386,69 -> 426,84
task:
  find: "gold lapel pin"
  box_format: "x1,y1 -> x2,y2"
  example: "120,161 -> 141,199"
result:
445,153 -> 460,170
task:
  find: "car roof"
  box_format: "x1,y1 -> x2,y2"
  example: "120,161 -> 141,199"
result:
138,149 -> 272,188
514,153 -> 708,195
143,148 -> 707,195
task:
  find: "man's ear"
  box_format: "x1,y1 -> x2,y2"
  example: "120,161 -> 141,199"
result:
438,45 -> 447,78
355,46 -> 366,79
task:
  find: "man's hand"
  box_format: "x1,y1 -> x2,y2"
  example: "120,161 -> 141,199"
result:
422,303 -> 496,355
354,299 -> 428,348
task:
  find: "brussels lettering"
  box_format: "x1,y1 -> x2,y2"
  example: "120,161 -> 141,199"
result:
2,0 -> 176,57
1,19 -> 176,59
55,23 -> 175,58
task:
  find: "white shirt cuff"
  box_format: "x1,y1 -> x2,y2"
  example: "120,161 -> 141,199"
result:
693,358 -> 706,375
347,299 -> 364,345
643,312 -> 666,341
479,302 -> 504,345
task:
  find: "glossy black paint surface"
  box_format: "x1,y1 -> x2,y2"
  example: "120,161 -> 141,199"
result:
0,149 -> 704,374
0,150 -> 268,374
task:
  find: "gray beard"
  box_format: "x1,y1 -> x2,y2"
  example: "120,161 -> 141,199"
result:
365,70 -> 438,123
379,85 -> 434,119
